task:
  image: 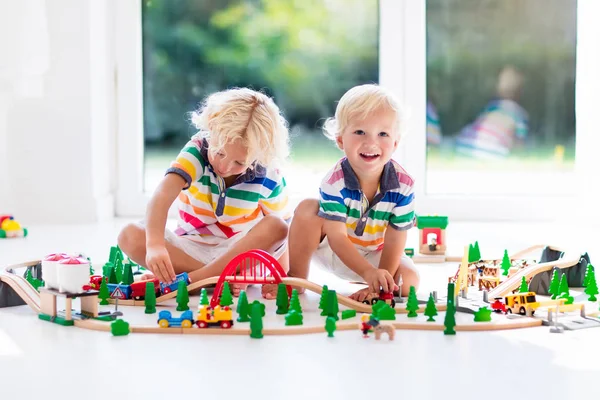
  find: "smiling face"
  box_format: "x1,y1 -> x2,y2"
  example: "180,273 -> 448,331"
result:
207,138 -> 252,179
336,106 -> 399,180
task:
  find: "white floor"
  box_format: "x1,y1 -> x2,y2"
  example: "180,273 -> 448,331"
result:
1,218 -> 599,400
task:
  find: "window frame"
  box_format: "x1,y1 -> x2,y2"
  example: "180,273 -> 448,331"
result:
114,0 -> 600,221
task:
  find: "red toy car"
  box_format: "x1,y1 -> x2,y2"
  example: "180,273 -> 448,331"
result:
491,298 -> 507,313
362,290 -> 396,308
130,278 -> 160,300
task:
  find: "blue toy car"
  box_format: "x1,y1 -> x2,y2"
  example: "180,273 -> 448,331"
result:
159,272 -> 190,294
157,310 -> 194,328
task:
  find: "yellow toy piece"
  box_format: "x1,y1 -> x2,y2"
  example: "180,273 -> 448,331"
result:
196,305 -> 234,329
1,219 -> 21,230
0,215 -> 28,238
504,292 -> 540,315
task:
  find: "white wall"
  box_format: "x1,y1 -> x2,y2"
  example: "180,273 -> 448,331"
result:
0,0 -> 116,224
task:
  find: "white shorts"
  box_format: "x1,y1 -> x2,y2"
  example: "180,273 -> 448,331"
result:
158,224 -> 286,265
313,236 -> 411,282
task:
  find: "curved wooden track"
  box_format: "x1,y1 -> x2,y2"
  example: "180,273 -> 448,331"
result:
487,252 -> 582,298
74,313 -> 543,335
0,272 -> 41,313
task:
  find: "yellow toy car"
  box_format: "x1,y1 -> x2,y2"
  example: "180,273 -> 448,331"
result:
196,305 -> 234,329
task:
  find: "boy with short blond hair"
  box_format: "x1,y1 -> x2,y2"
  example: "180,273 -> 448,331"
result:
283,84 -> 419,302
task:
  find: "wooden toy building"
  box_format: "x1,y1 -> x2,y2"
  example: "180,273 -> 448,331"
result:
417,216 -> 448,255
39,288 -> 99,326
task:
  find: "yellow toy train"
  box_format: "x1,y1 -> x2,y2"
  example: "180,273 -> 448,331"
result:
196,305 -> 234,329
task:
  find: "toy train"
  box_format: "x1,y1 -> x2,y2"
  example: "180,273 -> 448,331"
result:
158,305 -> 234,329
89,272 -> 191,300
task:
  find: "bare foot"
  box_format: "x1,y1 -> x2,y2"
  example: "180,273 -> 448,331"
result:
230,282 -> 248,297
349,287 -> 376,303
262,283 -> 305,300
261,283 -> 279,300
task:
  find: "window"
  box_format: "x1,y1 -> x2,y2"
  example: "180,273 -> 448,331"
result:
140,0 -> 379,202
426,0 -> 577,196
395,0 -> 599,221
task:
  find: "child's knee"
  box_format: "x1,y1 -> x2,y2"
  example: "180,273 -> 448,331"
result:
117,223 -> 145,254
262,214 -> 288,241
293,199 -> 320,221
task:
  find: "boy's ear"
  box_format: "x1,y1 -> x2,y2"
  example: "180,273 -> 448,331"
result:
336,135 -> 344,150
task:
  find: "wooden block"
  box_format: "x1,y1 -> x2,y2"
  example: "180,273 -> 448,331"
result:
80,296 -> 99,317
64,298 -> 72,321
39,291 -> 57,316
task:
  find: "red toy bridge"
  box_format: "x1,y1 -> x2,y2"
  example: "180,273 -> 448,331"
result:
209,249 -> 291,308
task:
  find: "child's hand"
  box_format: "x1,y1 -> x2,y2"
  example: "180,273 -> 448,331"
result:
363,269 -> 398,294
145,245 -> 176,283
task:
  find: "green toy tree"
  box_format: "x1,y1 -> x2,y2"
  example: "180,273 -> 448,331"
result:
236,290 -> 250,322
519,276 -> 529,293
109,245 -> 122,264
275,283 -> 289,315
176,280 -> 189,311
108,264 -> 118,284
325,316 -> 337,337
474,307 -> 492,322
548,270 -> 561,299
374,303 -> 396,320
584,269 -> 598,301
25,269 -> 34,286
121,262 -> 134,285
199,288 -> 209,306
468,244 -> 476,262
558,274 -> 574,305
102,262 -> 114,279
444,302 -> 456,335
220,281 -> 233,307
250,302 -> 264,339
473,241 -> 481,260
289,289 -> 302,314
98,278 -> 110,305
144,281 -> 156,314
424,293 -> 438,322
406,285 -> 419,317
319,285 -> 329,316
501,250 -> 511,276
114,257 -> 124,283
324,290 -> 339,320
584,263 -> 595,287
111,319 -> 130,336
285,309 -> 303,326
250,300 -> 266,317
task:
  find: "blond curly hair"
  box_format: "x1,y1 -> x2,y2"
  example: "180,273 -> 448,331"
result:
190,88 -> 290,168
323,84 -> 405,140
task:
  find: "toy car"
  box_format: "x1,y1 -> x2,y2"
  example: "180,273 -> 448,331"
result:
130,278 -> 160,300
362,290 -> 396,308
159,272 -> 190,294
0,215 -> 28,238
490,297 -> 507,313
157,310 -> 194,328
196,305 -> 234,329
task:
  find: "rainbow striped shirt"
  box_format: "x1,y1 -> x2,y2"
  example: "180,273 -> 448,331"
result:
166,136 -> 290,244
318,158 -> 416,252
